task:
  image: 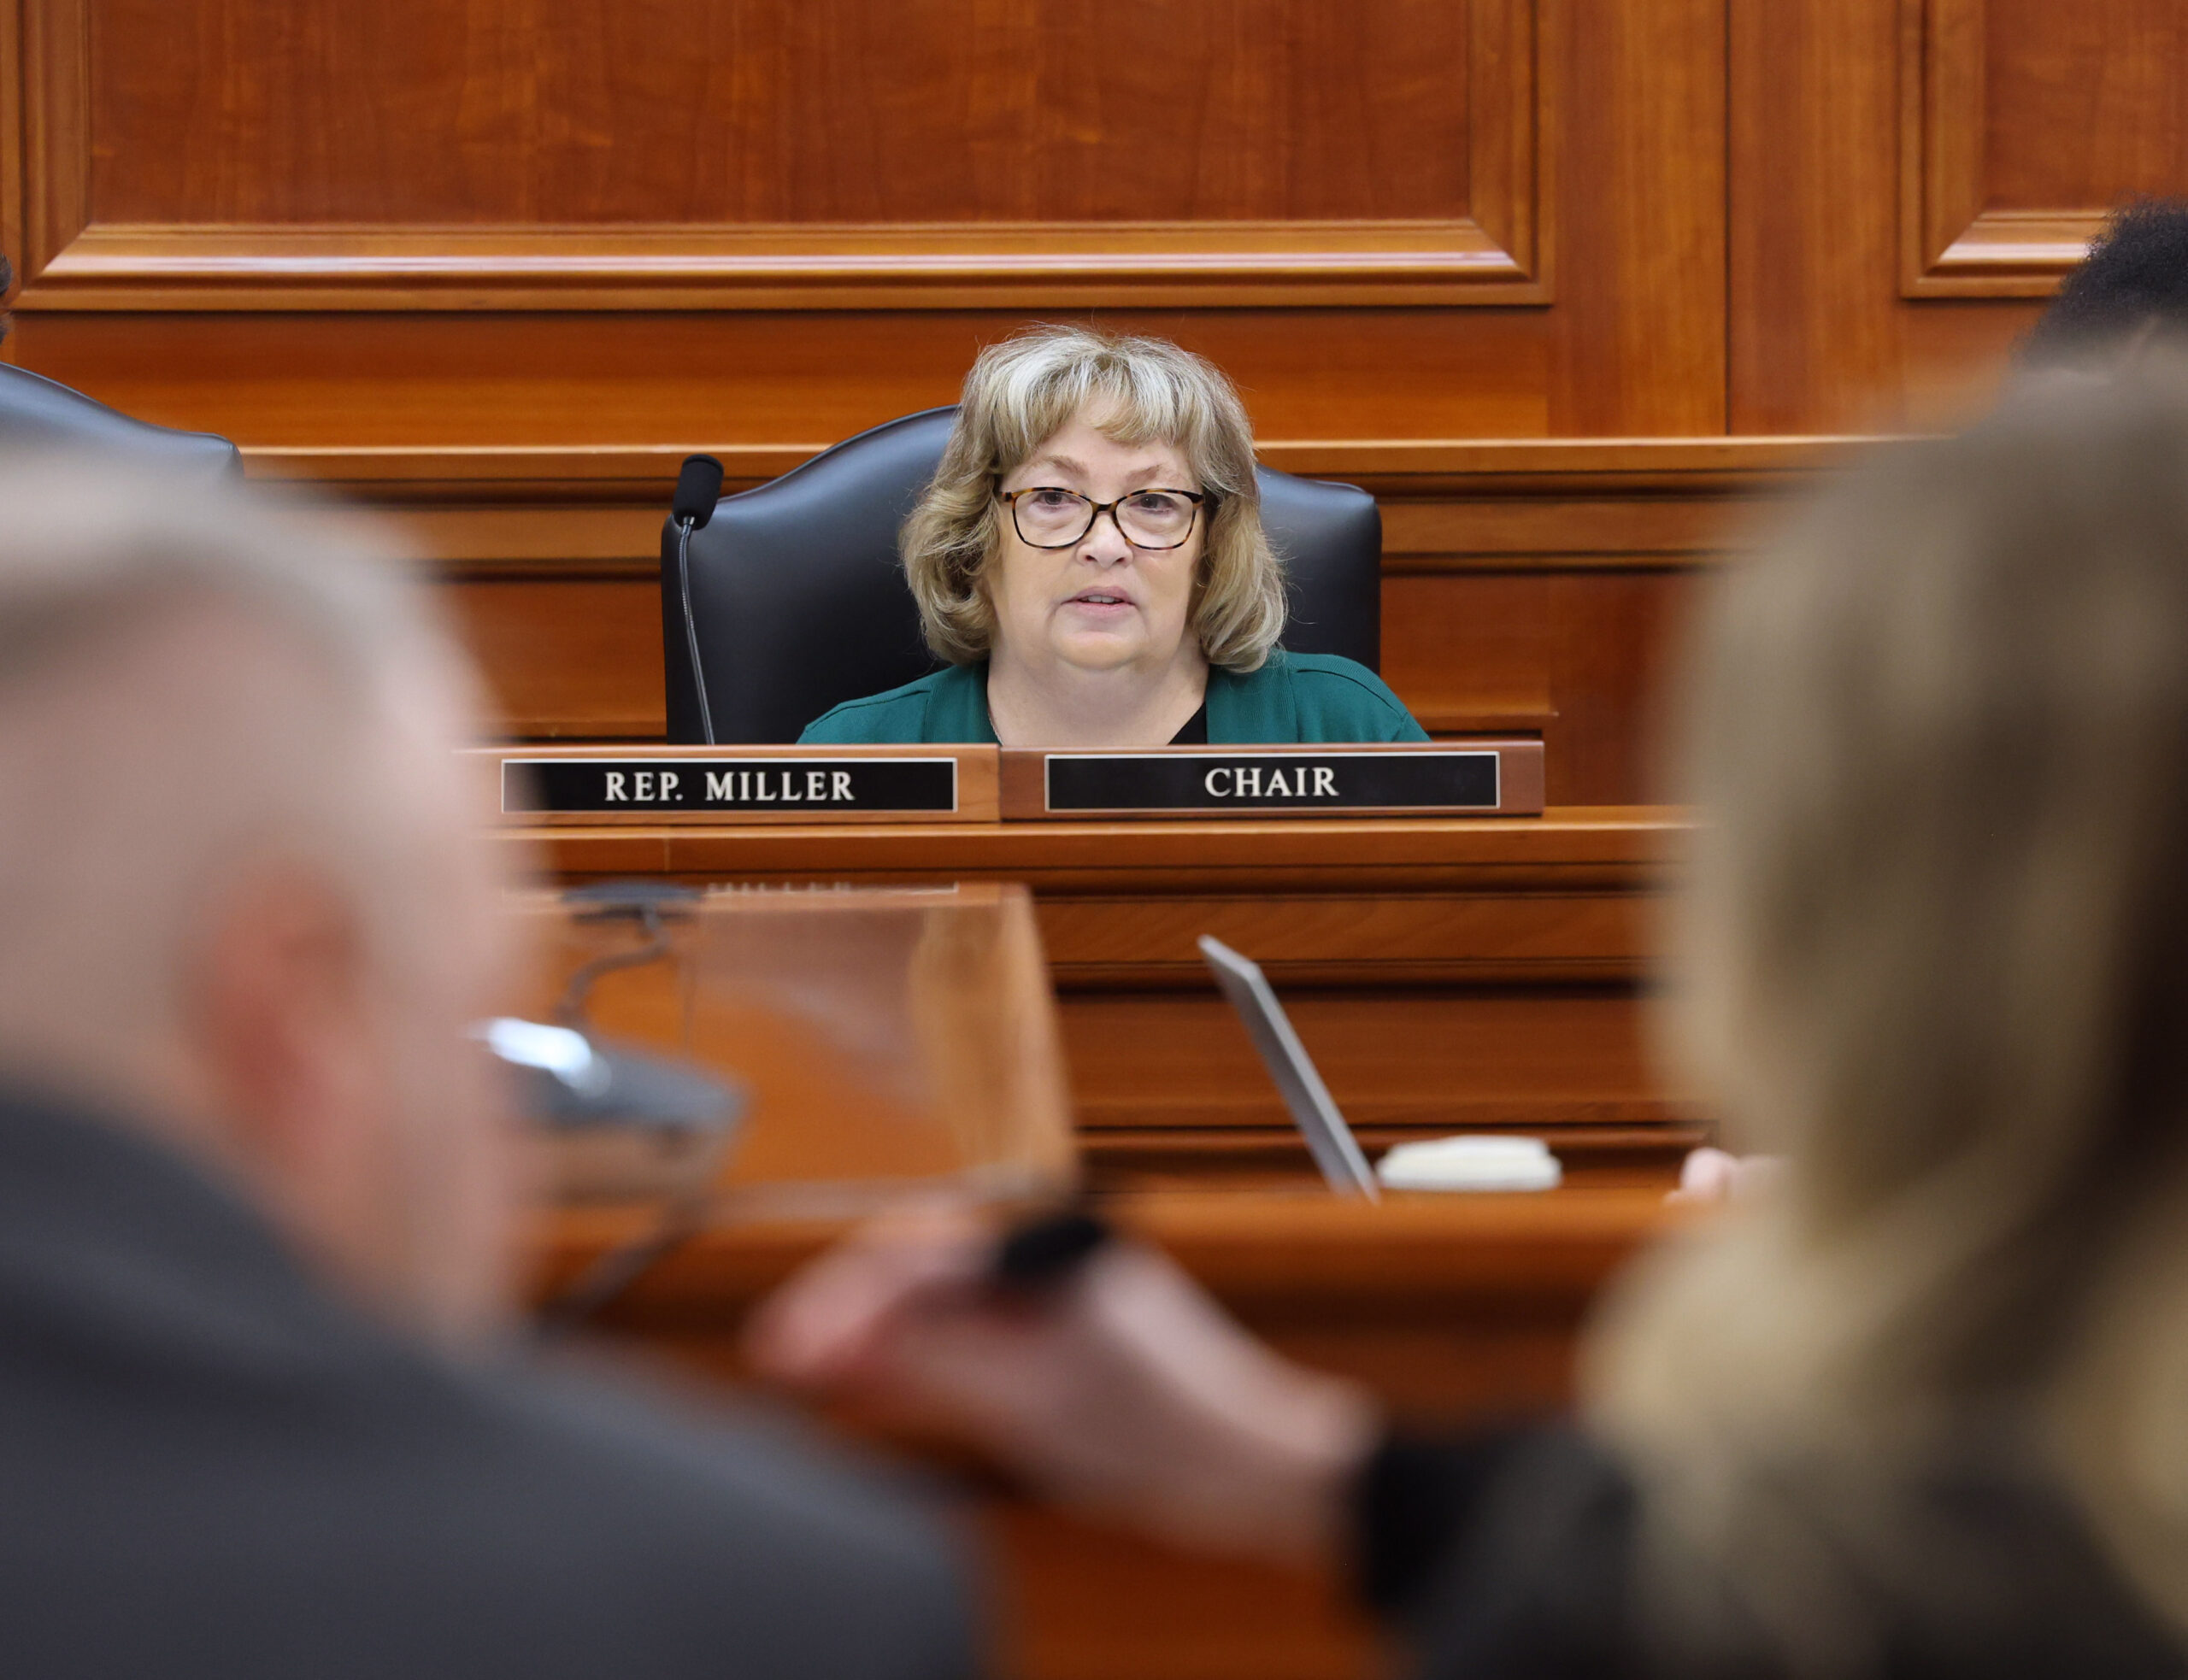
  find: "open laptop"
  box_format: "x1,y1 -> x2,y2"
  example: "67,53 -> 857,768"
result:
1197,935 -> 1379,1201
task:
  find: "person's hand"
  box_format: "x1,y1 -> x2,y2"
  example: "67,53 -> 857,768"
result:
747,1207 -> 1383,1563
1668,1147 -> 1786,1205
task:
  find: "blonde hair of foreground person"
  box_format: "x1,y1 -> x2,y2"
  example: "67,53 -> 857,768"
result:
1587,373 -> 2188,1665
902,324 -> 1286,671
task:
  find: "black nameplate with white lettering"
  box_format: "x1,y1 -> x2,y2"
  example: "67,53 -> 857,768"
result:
503,756 -> 958,814
1043,750 -> 1499,813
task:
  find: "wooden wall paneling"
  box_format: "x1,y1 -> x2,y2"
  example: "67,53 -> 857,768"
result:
6,0 -> 1735,447
1357,438 -> 1835,802
1731,0 -> 2044,432
1902,0 -> 2086,297
1901,0 -> 2187,298
1032,883 -> 1646,989
17,0 -> 85,284
1544,567 -> 1693,808
9,312 -> 1026,447
1,0 -> 24,329
1980,0 -> 2188,210
441,575 -> 663,740
1545,0 -> 1725,434
1089,308 -> 1561,441
20,0 -> 1550,312
1060,985 -> 1668,1135
1730,0 -> 1909,432
1733,0 -> 2188,431
8,306 -> 1573,448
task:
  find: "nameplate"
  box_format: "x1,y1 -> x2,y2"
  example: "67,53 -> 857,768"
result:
476,745 -> 998,824
998,741 -> 1544,819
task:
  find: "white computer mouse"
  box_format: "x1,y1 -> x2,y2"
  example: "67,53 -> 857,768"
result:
1376,1134 -> 1562,1192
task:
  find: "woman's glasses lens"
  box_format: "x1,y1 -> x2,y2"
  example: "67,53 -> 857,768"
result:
1011,490 -> 1199,549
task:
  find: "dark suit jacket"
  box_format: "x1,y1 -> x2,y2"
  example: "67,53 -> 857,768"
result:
1358,1430 -> 2187,1679
0,1086 -> 973,1678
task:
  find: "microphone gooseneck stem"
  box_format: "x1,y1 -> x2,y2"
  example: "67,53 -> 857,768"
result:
673,516 -> 716,745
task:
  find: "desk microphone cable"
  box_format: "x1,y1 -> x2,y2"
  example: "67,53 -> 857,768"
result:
535,880 -> 725,1339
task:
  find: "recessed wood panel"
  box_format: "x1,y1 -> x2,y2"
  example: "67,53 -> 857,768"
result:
21,0 -> 1547,309
441,576 -> 664,740
1898,0 -> 2188,297
1984,0 -> 2188,212
1061,987 -> 1667,1132
1380,572 -> 1558,731
1732,0 -> 2045,432
91,0 -> 1475,226
7,0 -> 1726,434
1379,571 -> 1697,804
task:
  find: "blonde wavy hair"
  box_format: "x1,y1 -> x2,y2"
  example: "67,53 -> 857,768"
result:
1588,373 -> 2188,1671
901,326 -> 1285,671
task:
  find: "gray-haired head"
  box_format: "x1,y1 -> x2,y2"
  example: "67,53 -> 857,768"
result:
0,461 -> 516,1339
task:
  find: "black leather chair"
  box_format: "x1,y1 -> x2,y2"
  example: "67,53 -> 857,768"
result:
662,406 -> 1382,743
0,364 -> 241,474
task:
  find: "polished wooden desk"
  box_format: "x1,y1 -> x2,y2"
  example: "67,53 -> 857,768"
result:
540,1182 -> 1683,1680
516,806 -> 1697,1678
503,805 -> 1702,1181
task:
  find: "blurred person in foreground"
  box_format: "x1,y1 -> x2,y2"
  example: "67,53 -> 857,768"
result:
756,374 -> 2188,1677
0,466 -> 970,1678
1675,196 -> 2188,1209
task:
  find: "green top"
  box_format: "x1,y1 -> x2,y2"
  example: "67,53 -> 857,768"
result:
798,650 -> 1430,745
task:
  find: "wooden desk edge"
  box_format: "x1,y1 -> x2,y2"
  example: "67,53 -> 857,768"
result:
536,1187 -> 1691,1315
495,807 -> 1689,878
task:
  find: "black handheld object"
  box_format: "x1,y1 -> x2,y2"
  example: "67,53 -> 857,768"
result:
991,1208 -> 1113,1291
669,455 -> 725,743
672,454 -> 726,530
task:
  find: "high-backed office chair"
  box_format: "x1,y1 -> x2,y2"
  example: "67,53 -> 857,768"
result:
0,365 -> 242,474
662,406 -> 1382,743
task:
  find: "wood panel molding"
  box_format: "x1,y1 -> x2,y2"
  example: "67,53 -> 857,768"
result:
1898,0 -> 2098,297
15,0 -> 1550,313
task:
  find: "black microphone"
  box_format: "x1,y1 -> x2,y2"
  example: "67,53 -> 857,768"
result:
672,455 -> 725,529
668,456 -> 724,743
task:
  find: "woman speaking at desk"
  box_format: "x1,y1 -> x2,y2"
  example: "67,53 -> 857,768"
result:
799,326 -> 1427,746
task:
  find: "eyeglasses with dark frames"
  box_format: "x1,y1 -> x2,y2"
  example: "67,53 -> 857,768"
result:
997,485 -> 1207,550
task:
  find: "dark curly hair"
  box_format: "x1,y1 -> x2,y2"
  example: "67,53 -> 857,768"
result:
2022,200 -> 2188,366
0,256 -> 12,345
